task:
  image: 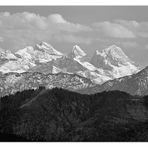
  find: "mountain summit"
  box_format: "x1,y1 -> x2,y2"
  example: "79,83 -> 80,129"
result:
0,42 -> 140,86
36,41 -> 63,56
90,45 -> 139,78
102,45 -> 133,65
68,45 -> 86,59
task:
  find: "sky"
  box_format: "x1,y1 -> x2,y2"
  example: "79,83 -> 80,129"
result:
0,6 -> 148,68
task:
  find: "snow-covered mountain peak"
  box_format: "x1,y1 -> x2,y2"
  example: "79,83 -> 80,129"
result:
40,41 -> 50,46
93,45 -> 135,66
15,46 -> 34,59
94,45 -> 127,57
38,41 -> 54,50
0,48 -> 17,60
36,41 -> 63,56
70,45 -> 86,59
52,66 -> 62,74
13,43 -> 64,72
0,48 -> 5,54
103,45 -> 129,60
90,45 -> 139,80
0,42 -> 141,86
18,46 -> 34,52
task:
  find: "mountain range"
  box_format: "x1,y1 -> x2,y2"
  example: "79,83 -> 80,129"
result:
0,42 -> 139,81
81,66 -> 148,96
0,41 -> 143,96
1,41 -> 148,141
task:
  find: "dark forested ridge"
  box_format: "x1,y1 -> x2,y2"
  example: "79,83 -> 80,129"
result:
1,87 -> 148,141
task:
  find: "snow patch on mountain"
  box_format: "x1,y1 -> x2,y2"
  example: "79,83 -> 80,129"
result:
90,45 -> 139,80
16,42 -> 63,64
36,41 -> 63,56
68,45 -> 86,59
74,58 -> 97,71
15,46 -> 34,60
52,66 -> 62,74
0,48 -> 17,60
0,42 -> 140,86
77,70 -> 111,84
0,61 -> 27,73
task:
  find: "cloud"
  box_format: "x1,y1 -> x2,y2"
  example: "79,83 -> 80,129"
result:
0,37 -> 4,42
48,13 -> 92,33
1,11 -> 148,52
0,12 -> 92,50
120,41 -> 139,48
53,34 -> 92,45
144,44 -> 148,50
115,20 -> 148,38
93,21 -> 135,38
49,14 -> 67,23
92,20 -> 148,39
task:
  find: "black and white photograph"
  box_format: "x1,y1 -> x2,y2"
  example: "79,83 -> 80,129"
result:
0,3 -> 148,143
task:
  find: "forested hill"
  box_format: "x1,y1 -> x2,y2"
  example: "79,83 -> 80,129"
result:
0,87 -> 148,141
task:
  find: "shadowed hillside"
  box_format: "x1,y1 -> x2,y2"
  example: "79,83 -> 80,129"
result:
0,87 -> 148,141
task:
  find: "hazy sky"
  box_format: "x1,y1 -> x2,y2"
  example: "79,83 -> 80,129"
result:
0,6 -> 148,68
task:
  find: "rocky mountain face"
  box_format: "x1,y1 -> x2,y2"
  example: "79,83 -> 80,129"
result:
0,41 -> 140,96
0,72 -> 94,97
0,42 -> 139,81
1,88 -> 148,141
90,45 -> 138,78
0,48 -> 17,60
0,42 -> 63,74
80,66 -> 148,96
0,48 -> 17,68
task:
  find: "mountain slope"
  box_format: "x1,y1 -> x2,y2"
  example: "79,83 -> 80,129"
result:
80,66 -> 148,96
0,72 -> 94,97
0,48 -> 17,60
1,88 -> 148,141
16,42 -> 63,63
0,42 -> 140,90
68,45 -> 87,59
0,42 -> 63,74
55,45 -> 112,84
90,45 -> 139,79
